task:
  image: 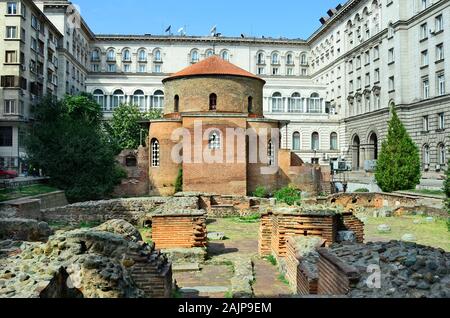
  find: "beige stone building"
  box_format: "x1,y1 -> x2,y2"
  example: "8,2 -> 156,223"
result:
0,0 -> 448,183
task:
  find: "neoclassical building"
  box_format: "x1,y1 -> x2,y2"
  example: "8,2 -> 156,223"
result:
0,0 -> 449,181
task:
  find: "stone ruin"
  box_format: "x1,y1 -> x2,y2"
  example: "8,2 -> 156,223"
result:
260,205 -> 450,298
0,219 -> 172,298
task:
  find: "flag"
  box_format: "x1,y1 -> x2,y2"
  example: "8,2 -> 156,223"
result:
178,27 -> 184,33
165,25 -> 171,33
210,25 -> 217,36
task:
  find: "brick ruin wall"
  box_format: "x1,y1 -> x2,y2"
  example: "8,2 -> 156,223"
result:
114,147 -> 150,198
328,193 -> 418,210
200,195 -> 269,218
151,213 -> 207,249
40,197 -> 169,226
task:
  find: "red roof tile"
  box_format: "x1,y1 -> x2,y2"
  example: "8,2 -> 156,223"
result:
163,55 -> 265,83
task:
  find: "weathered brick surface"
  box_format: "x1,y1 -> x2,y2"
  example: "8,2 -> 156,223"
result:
114,147 -> 150,197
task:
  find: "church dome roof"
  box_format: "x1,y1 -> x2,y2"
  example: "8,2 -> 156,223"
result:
163,55 -> 265,83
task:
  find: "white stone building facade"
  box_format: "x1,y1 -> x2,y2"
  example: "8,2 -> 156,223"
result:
0,0 -> 448,179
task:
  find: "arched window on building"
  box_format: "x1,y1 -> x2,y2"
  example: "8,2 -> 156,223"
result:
154,49 -> 162,62
93,89 -> 106,111
123,49 -> 131,61
107,49 -> 115,61
174,95 -> 180,112
191,50 -> 199,63
311,132 -> 320,151
288,92 -> 302,113
206,49 -> 214,57
151,139 -> 160,167
271,53 -> 279,65
91,49 -> 100,61
138,49 -> 147,62
152,90 -> 164,110
248,96 -> 253,113
257,52 -> 265,64
308,93 -> 322,113
423,144 -> 430,169
271,92 -> 283,113
221,50 -> 229,61
286,53 -> 294,65
292,132 -> 301,151
330,132 -> 338,150
300,53 -> 307,65
438,143 -> 446,166
133,90 -> 146,112
112,89 -> 125,109
208,130 -> 221,150
209,93 -> 217,111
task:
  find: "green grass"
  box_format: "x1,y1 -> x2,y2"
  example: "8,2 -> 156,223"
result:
79,221 -> 102,228
207,218 -> 259,241
365,215 -> 450,251
0,184 -> 60,202
139,228 -> 153,244
231,214 -> 261,224
406,189 -> 445,197
277,274 -> 289,286
224,290 -> 233,299
265,255 -> 277,266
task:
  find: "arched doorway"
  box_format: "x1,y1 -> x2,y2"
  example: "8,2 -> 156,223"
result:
352,135 -> 361,170
368,132 -> 378,160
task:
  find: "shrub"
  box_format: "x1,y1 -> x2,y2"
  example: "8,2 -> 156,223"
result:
375,107 -> 421,192
266,255 -> 277,266
275,186 -> 302,206
444,161 -> 450,231
253,186 -> 268,198
354,188 -> 370,193
174,168 -> 183,193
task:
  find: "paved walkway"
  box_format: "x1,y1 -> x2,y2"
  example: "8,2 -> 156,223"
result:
252,258 -> 292,298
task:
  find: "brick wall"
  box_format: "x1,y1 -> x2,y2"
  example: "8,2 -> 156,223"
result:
151,212 -> 207,249
329,192 -> 418,210
114,147 -> 150,197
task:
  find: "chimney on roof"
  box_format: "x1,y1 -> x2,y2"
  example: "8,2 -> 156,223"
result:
327,8 -> 337,17
319,16 -> 330,25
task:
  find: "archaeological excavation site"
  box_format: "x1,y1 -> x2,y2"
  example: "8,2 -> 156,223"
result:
0,190 -> 448,299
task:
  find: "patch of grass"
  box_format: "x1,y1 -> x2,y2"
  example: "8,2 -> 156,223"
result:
365,215 -> 450,251
224,290 -> 233,298
207,218 -> 259,241
0,184 -> 60,202
47,220 -> 70,230
278,274 -> 289,286
407,189 -> 445,197
232,214 -> 261,224
354,188 -> 370,193
139,228 -> 153,244
79,221 -> 102,228
265,255 -> 277,266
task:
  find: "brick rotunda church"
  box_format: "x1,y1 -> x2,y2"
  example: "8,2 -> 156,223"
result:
148,56 -> 327,196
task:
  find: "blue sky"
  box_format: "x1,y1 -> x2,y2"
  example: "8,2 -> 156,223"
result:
74,0 -> 343,39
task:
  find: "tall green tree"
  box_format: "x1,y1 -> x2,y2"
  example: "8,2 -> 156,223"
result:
110,104 -> 144,150
26,94 -> 125,203
375,107 -> 421,192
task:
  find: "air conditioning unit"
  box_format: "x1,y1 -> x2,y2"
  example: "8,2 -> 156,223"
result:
436,164 -> 441,172
424,164 -> 430,171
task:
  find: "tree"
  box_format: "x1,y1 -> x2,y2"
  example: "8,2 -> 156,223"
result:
375,106 -> 421,192
175,168 -> 183,193
110,104 -> 144,150
26,94 -> 125,203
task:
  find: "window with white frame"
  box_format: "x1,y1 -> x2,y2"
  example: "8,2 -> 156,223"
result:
421,50 -> 429,66
93,89 -> 106,111
107,49 -> 115,61
422,77 -> 430,99
308,93 -> 322,113
437,72 -> 445,96
112,89 -> 125,109
123,49 -> 131,61
152,90 -> 164,110
423,115 -> 430,132
330,132 -> 338,151
271,92 -> 283,112
133,90 -> 146,112
292,132 -> 301,151
7,2 -> 17,15
123,64 -> 131,73
374,68 -> 380,82
438,144 -> 446,165
138,50 -> 147,62
257,67 -> 265,75
271,53 -> 279,65
208,131 -> 221,150
107,64 -> 116,72
420,23 -> 428,40
154,49 -> 162,62
154,64 -> 162,73
436,43 -> 444,61
423,144 -> 430,166
257,52 -> 265,64
300,53 -> 307,65
6,26 -> 17,38
221,51 -> 229,61
435,14 -> 444,32
191,50 -> 199,63
151,139 -> 160,167
389,76 -> 395,91
206,50 -> 213,57
421,0 -> 429,11
288,93 -> 302,113
138,64 -> 146,73
388,48 -> 395,63
286,53 -> 294,65
438,113 -> 445,130
4,100 -> 16,114
311,132 -> 320,151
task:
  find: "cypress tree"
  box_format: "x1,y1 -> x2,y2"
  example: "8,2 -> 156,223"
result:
375,107 -> 421,192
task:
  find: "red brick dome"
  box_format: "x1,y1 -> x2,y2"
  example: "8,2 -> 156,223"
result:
163,55 -> 265,83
